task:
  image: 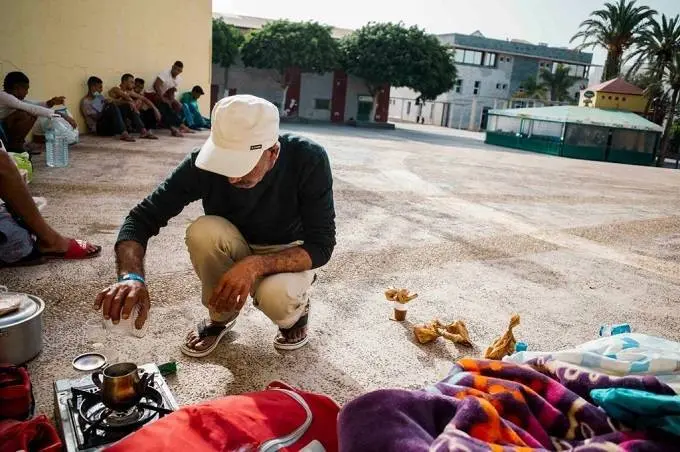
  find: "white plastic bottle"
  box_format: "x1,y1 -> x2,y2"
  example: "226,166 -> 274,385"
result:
45,118 -> 69,167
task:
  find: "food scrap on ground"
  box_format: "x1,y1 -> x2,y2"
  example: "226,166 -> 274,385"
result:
385,287 -> 418,321
384,288 -> 418,303
414,319 -> 473,346
484,314 -> 520,360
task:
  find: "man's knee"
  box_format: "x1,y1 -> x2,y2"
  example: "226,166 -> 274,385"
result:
185,215 -> 247,255
254,272 -> 313,327
254,275 -> 299,324
5,110 -> 37,129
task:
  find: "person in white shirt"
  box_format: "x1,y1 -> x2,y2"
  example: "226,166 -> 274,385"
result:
0,72 -> 77,153
144,61 -> 193,137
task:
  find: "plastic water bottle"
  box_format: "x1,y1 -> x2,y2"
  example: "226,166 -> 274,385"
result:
599,323 -> 631,337
45,118 -> 69,167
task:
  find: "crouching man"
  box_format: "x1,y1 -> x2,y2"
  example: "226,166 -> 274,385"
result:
95,95 -> 336,356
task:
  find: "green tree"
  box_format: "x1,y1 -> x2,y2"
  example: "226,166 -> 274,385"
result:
571,0 -> 657,81
628,14 -> 680,79
539,65 -> 580,102
341,22 -> 455,120
212,18 -> 245,97
657,53 -> 680,165
627,69 -> 669,124
627,14 -> 680,115
516,76 -> 547,99
241,20 -> 339,114
410,45 -> 457,102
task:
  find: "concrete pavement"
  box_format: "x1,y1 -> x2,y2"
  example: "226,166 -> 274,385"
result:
3,122 -> 680,417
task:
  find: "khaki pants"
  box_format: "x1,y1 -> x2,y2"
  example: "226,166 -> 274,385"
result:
185,215 -> 315,329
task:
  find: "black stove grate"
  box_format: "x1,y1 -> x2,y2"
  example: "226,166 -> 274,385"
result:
67,382 -> 173,450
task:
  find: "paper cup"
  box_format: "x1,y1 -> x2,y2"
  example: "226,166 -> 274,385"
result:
393,302 -> 408,321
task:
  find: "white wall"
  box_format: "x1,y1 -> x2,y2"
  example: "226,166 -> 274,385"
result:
299,73 -> 333,120
218,61 -> 284,107
345,75 -> 371,120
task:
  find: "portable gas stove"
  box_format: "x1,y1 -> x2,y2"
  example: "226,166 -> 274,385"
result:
54,363 -> 179,451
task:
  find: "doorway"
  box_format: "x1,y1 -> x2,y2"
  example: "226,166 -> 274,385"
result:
356,95 -> 373,121
480,107 -> 490,130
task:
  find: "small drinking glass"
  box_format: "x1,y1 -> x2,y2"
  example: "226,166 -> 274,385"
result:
83,318 -> 107,349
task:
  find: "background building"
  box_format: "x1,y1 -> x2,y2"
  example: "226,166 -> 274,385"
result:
485,105 -> 661,166
212,14 -> 391,124
579,78 -> 646,113
390,31 -> 593,131
0,0 -> 212,132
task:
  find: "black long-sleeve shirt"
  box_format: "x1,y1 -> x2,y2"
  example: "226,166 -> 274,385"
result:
116,133 -> 336,268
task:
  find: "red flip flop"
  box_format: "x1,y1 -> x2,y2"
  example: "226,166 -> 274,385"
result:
41,239 -> 102,260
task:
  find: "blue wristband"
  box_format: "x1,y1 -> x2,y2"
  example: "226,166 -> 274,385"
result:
118,273 -> 146,285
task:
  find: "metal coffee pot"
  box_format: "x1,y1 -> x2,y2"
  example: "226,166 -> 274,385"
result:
92,362 -> 153,411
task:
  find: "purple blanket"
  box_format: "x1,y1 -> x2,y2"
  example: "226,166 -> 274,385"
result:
339,358 -> 677,451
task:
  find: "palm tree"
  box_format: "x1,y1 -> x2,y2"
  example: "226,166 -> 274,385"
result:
571,0 -> 657,81
626,14 -> 680,115
517,76 -> 547,99
539,65 -> 580,102
628,14 -> 680,78
657,53 -> 680,165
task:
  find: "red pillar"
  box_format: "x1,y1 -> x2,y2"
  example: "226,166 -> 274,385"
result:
284,67 -> 301,116
374,84 -> 390,123
331,69 -> 347,123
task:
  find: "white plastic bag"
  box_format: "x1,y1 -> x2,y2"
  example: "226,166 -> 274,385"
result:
35,110 -> 79,145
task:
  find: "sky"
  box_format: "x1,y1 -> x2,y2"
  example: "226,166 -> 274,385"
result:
212,0 -> 678,66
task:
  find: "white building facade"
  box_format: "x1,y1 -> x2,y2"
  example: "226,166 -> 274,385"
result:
389,31 -> 593,131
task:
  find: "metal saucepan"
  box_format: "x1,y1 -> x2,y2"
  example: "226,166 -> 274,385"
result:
92,362 -> 152,411
0,287 -> 44,365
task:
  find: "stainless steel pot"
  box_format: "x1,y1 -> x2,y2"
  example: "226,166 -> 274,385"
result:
0,287 -> 44,365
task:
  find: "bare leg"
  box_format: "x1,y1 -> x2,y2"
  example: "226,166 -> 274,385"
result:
0,151 -> 97,254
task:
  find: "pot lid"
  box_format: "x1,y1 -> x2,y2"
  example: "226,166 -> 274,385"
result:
0,288 -> 44,328
72,353 -> 107,371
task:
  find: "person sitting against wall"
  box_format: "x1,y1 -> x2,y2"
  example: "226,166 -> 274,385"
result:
180,85 -> 211,131
133,78 -> 157,130
108,74 -> 159,139
0,140 -> 101,266
0,71 -> 77,154
144,61 -> 194,137
80,76 -> 138,142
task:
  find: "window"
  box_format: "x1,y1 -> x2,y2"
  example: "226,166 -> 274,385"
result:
473,81 -> 481,95
574,92 -> 580,100
502,83 -> 507,89
314,99 -> 330,110
552,62 -> 588,78
455,49 -> 493,66
608,96 -> 612,100
622,97 -> 626,101
506,57 -> 512,62
406,101 -> 411,115
483,52 -> 497,67
454,78 -> 463,93
496,83 -> 501,89
601,95 -> 606,100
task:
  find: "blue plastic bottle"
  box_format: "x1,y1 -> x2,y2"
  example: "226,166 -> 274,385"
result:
515,342 -> 528,352
45,118 -> 69,168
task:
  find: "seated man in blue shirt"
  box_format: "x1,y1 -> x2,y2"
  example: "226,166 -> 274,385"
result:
95,95 -> 336,356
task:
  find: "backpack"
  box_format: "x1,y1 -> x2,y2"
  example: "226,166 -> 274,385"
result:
0,364 -> 34,420
106,381 -> 340,452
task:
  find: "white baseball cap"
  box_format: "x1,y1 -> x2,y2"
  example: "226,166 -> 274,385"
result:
196,95 -> 280,178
